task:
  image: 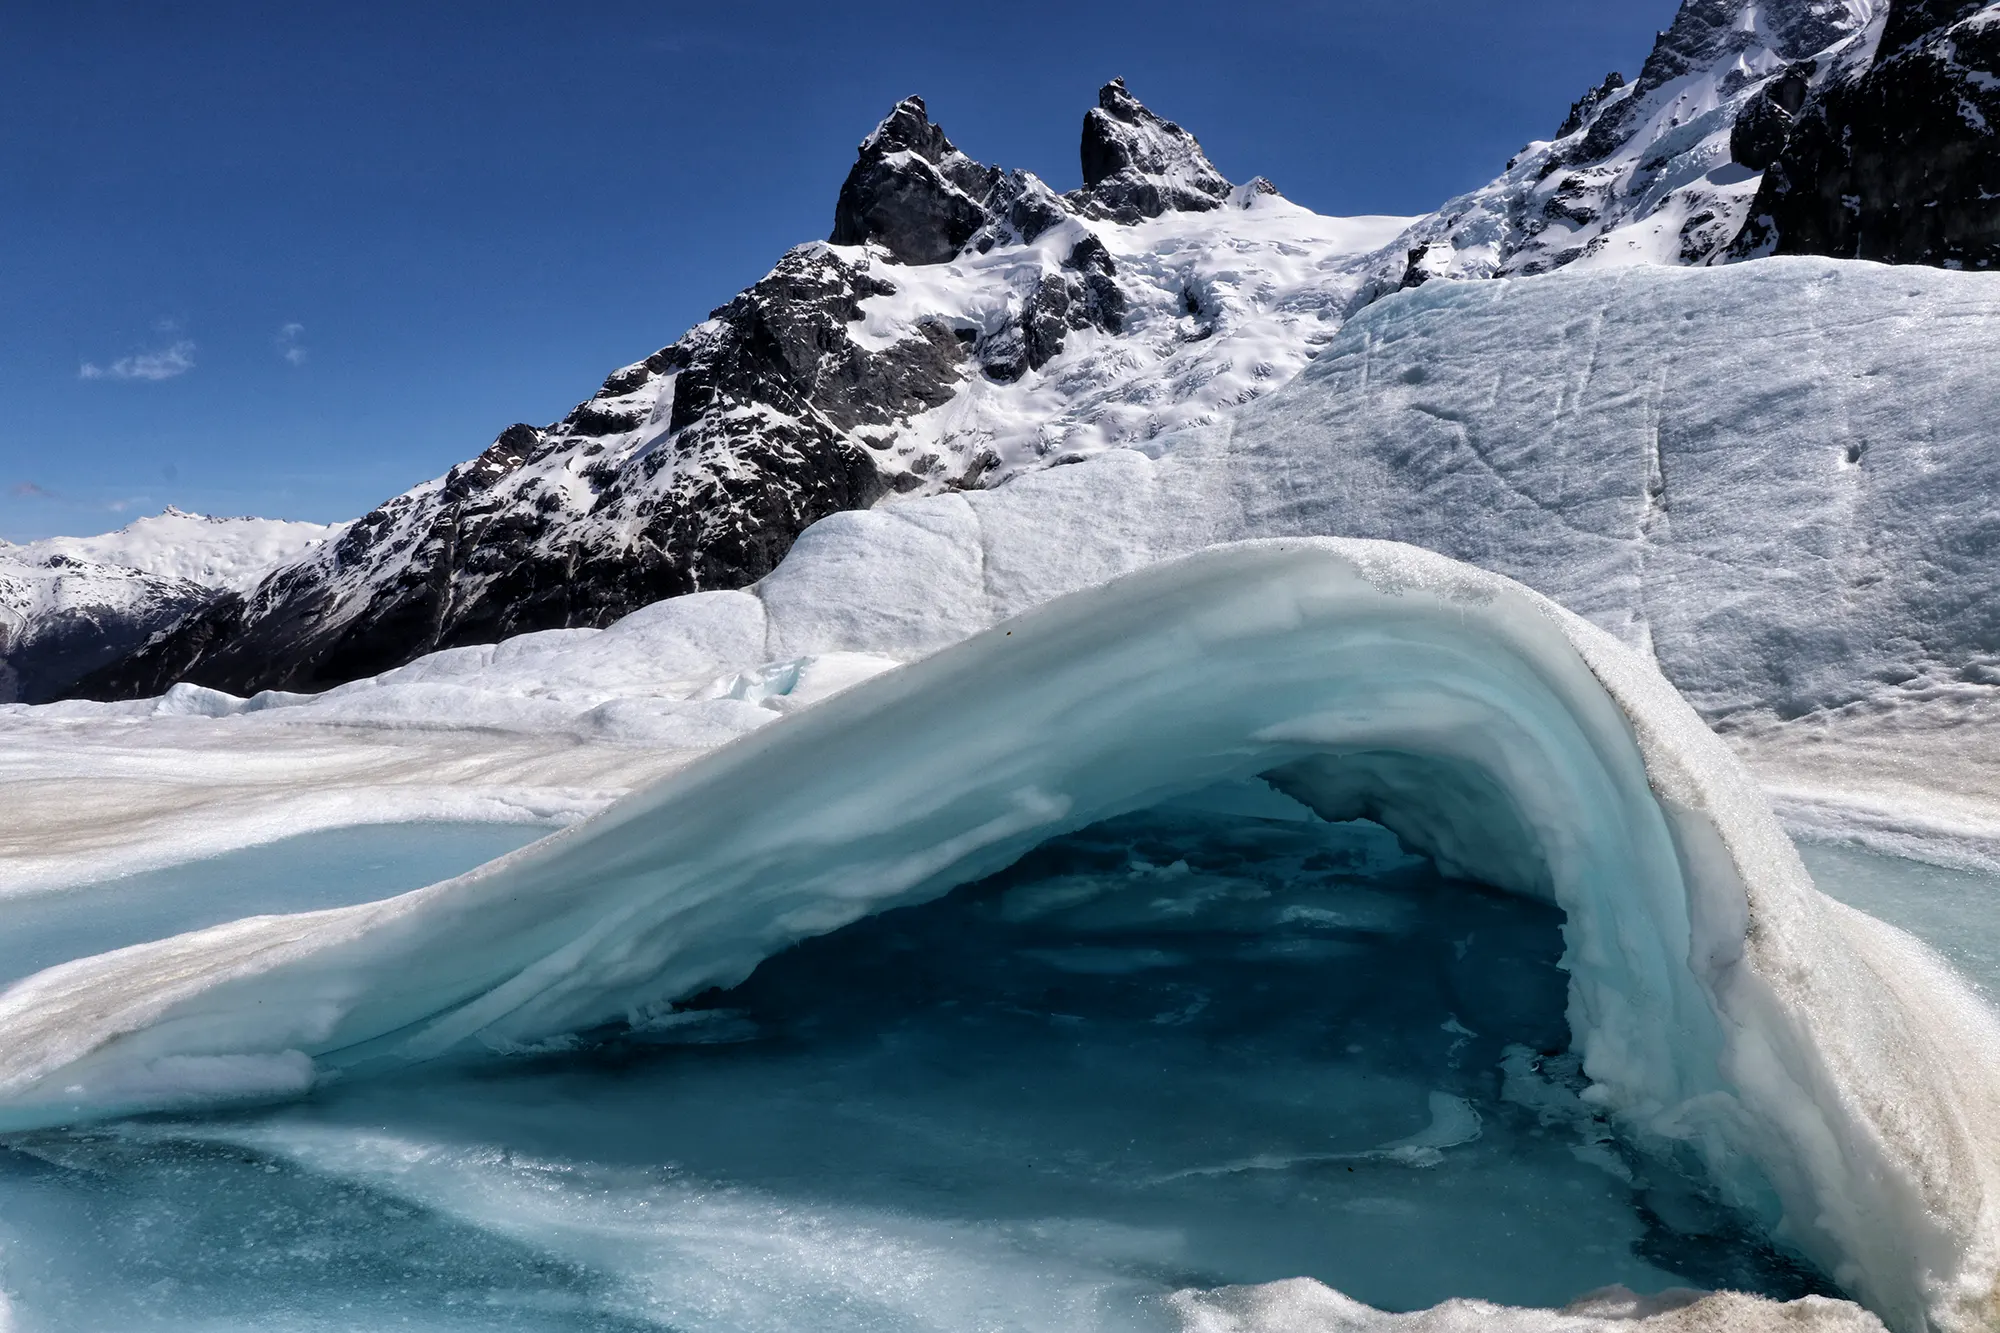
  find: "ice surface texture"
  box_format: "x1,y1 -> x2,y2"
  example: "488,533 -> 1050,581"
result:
0,539 -> 1994,1331
14,257 -> 2000,885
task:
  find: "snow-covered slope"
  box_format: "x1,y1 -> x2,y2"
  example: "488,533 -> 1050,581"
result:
78,83 -> 1408,701
0,511 -> 341,704
1364,0 -> 1884,288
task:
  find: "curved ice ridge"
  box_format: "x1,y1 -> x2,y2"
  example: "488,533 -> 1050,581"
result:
0,539 -> 1995,1331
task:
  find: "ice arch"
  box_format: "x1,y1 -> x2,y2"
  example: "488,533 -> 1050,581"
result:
0,539 -> 1994,1331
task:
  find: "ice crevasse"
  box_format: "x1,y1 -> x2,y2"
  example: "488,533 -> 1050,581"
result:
0,538 -> 1995,1331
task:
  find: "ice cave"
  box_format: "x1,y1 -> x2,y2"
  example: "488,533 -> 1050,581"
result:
0,540 -> 1992,1332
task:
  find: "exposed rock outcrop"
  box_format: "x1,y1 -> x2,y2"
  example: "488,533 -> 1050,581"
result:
1730,0 -> 2000,267
829,95 -> 1002,265
1071,77 -> 1236,223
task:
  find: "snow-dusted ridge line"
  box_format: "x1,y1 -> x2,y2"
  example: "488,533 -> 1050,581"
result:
0,510 -> 344,704
6,507 -> 346,592
79,81 -> 1414,702
0,540 -> 1993,1332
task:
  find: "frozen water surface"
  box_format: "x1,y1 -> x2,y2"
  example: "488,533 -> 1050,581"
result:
1800,843 -> 2000,997
0,805 -> 1839,1331
0,823 -> 551,990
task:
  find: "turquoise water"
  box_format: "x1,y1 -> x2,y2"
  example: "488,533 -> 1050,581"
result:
0,811 -> 1855,1330
0,822 -> 552,989
1799,841 -> 2000,995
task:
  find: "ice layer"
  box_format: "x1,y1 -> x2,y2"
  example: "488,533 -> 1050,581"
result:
0,539 -> 1993,1330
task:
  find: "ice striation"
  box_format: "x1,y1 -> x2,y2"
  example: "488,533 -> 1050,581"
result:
0,541 -> 1995,1333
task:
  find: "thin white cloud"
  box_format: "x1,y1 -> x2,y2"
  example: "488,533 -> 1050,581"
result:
80,340 -> 197,382
278,322 -> 307,366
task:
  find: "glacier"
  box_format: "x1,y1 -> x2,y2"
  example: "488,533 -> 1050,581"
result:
0,806 -> 1834,1330
0,540 -> 1995,1332
16,253 -> 1997,883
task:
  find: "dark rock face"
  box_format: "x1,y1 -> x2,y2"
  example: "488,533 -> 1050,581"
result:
1557,72 -> 1627,138
1578,0 -> 1851,163
1399,243 -> 1454,289
1019,235 -> 1128,372
78,247 -> 950,700
1071,78 -> 1235,223
0,578 -> 215,705
1729,1 -> 2000,268
830,96 -> 1002,265
1729,61 -> 1815,169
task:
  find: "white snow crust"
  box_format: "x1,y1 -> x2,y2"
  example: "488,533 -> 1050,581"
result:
3,507 -> 344,593
1172,1279 -> 1887,1332
0,540 -> 1995,1333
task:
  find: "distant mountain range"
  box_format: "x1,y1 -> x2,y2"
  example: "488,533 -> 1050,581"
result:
0,511 -> 340,703
40,0 -> 2000,705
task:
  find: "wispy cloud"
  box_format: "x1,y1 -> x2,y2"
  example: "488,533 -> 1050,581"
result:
80,339 -> 197,381
10,482 -> 58,500
277,321 -> 307,366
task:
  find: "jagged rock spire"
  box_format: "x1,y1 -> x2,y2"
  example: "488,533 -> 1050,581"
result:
1072,77 -> 1234,223
830,95 -> 1002,265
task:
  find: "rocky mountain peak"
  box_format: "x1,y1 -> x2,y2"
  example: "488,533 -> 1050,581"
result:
857,94 -> 968,168
831,95 -> 1001,265
1072,78 -> 1234,223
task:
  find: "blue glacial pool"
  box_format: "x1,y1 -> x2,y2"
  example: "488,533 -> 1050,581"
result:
0,812 -> 1968,1331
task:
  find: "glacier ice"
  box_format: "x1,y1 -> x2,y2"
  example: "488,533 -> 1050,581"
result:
0,539 -> 1994,1331
0,805 -> 1847,1330
14,258 -> 2000,886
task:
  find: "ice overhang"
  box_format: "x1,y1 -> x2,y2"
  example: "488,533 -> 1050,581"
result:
0,539 -> 1992,1332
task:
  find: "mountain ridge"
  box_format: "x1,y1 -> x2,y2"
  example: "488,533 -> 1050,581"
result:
66,0 -> 2000,703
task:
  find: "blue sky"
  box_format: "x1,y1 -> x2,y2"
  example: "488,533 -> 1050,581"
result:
0,0 -> 1675,541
